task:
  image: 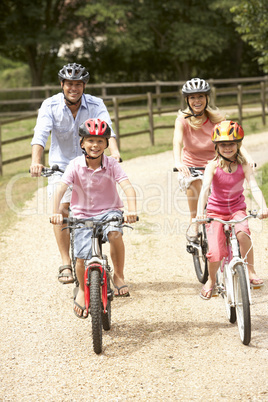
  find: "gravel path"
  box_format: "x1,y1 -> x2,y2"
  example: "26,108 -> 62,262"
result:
0,132 -> 268,401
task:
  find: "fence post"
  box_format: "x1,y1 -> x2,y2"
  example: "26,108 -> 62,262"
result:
237,85 -> 243,125
147,92 -> 155,145
156,81 -> 161,114
210,86 -> 216,109
101,82 -> 107,99
0,124 -> 2,176
260,81 -> 266,125
113,97 -> 120,150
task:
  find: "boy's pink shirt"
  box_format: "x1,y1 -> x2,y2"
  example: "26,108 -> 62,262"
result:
62,154 -> 128,218
177,116 -> 215,167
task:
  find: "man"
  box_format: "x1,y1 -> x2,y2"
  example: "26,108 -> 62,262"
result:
30,62 -> 122,288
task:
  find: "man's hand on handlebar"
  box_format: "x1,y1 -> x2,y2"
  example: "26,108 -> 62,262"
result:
173,164 -> 192,177
30,163 -> 44,177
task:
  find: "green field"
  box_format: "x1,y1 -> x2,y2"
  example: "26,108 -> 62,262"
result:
0,112 -> 267,234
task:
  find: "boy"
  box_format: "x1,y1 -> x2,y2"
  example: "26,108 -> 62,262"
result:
50,118 -> 137,318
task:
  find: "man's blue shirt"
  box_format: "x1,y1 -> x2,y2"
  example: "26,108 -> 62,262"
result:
31,92 -> 115,170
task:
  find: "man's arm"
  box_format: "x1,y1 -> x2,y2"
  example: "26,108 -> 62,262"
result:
108,137 -> 121,161
30,144 -> 45,176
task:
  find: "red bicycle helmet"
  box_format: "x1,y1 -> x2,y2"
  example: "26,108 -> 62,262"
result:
79,118 -> 111,139
212,120 -> 244,143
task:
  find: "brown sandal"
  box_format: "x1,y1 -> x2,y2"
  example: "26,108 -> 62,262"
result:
58,265 -> 74,284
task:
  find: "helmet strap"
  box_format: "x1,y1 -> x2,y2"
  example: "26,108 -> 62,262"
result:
218,152 -> 238,173
183,96 -> 208,119
63,92 -> 82,106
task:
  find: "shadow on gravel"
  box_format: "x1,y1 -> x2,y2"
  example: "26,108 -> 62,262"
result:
103,318 -> 231,357
127,280 -> 201,296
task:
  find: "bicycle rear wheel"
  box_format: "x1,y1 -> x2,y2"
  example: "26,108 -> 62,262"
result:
90,269 -> 103,354
192,224 -> 208,284
233,264 -> 251,345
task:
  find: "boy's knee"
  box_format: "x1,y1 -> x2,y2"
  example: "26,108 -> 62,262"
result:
108,230 -> 123,242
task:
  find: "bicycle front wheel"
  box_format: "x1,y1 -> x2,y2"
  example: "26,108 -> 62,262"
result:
222,264 -> 236,324
90,269 -> 103,354
193,224 -> 208,284
102,274 -> 112,331
233,264 -> 251,345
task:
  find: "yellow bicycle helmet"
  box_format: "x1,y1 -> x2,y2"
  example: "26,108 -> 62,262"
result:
212,120 -> 244,143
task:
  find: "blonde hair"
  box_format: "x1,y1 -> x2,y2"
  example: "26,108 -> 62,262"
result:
178,97 -> 225,130
214,142 -> 247,167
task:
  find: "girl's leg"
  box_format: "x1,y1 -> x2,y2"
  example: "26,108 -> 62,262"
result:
73,258 -> 88,317
237,231 -> 263,284
108,231 -> 129,296
200,261 -> 220,299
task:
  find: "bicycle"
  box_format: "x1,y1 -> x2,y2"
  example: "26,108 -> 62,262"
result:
173,166 -> 208,283
62,215 -> 137,354
195,210 -> 261,345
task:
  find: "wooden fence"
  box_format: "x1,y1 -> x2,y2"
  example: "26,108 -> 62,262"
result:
0,77 -> 268,175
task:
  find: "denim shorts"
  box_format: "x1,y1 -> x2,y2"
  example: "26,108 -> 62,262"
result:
74,210 -> 123,259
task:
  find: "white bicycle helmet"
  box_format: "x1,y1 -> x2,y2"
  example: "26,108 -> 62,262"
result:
182,78 -> 210,97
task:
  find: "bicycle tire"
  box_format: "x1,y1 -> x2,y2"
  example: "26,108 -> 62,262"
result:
90,269 -> 103,354
193,224 -> 208,284
102,274 -> 112,331
233,264 -> 251,345
70,228 -> 78,287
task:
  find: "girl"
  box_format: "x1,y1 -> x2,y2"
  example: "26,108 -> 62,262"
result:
173,78 -> 253,242
196,120 -> 268,300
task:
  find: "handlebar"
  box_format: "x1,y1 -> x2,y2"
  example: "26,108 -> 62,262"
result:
62,215 -> 139,228
194,210 -> 259,225
41,164 -> 65,176
173,167 -> 205,173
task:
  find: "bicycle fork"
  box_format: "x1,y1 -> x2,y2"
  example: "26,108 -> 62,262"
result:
84,262 -> 108,315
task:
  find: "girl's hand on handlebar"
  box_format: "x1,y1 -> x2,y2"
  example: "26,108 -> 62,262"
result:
50,214 -> 64,225
30,163 -> 44,177
194,213 -> 207,224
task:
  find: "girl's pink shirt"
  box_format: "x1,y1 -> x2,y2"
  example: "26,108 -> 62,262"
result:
177,115 -> 215,167
62,154 -> 128,218
207,164 -> 246,215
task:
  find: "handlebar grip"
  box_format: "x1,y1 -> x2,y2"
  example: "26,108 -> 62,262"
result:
173,167 -> 178,172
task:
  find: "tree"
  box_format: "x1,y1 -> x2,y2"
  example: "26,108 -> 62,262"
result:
0,0 -> 86,86
231,0 -> 268,73
74,0 -> 262,82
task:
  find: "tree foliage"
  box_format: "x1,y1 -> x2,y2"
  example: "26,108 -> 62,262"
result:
0,0 -> 265,86
0,0 -> 86,85
231,0 -> 268,73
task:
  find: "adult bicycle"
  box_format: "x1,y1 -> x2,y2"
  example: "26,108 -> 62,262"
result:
195,211 -> 260,345
63,215 -> 137,355
174,166 -> 208,283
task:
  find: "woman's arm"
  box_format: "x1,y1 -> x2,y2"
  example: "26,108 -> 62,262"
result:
196,161 -> 216,217
173,119 -> 190,177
